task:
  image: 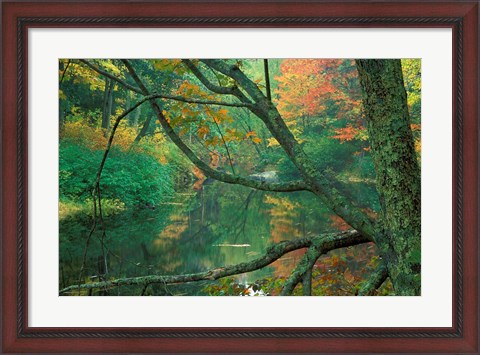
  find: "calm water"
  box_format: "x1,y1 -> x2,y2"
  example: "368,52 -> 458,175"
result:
59,180 -> 379,295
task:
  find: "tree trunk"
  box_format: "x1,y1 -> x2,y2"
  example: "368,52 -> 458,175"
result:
101,78 -> 109,128
133,107 -> 141,127
107,83 -> 114,123
356,59 -> 421,295
102,78 -> 113,134
264,59 -> 272,101
126,93 -> 141,127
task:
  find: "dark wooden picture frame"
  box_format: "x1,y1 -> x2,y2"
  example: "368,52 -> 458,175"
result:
1,1 -> 478,353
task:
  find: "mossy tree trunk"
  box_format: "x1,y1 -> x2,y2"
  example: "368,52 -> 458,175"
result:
356,59 -> 421,295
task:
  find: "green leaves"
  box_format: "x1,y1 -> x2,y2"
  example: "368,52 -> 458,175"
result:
152,59 -> 188,75
60,142 -> 175,207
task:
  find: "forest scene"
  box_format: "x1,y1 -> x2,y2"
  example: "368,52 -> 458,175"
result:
59,58 -> 421,296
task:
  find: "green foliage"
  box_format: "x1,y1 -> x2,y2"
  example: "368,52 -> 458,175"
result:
351,153 -> 376,180
59,198 -> 125,220
59,141 -> 175,207
59,58 -> 419,296
305,133 -> 357,173
401,59 -> 421,123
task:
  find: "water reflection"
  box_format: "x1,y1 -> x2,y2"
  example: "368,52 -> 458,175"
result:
59,180 -> 379,295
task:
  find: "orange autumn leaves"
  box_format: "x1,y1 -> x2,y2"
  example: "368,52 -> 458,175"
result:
161,80 -> 261,147
331,124 -> 367,143
153,59 -> 421,161
274,59 -> 367,149
274,59 -> 421,154
275,59 -> 360,121
61,121 -> 168,163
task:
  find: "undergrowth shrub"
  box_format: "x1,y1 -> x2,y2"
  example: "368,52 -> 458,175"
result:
60,122 -> 175,207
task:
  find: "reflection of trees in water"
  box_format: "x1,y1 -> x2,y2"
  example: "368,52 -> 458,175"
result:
263,194 -> 303,277
60,181 -> 379,295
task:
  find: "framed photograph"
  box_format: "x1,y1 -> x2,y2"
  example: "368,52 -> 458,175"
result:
2,1 -> 478,353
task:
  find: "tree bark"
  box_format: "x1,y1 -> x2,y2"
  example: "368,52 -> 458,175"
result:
356,59 -> 421,295
264,59 -> 272,101
358,262 -> 388,296
302,268 -> 312,296
60,229 -> 368,294
280,245 -> 323,295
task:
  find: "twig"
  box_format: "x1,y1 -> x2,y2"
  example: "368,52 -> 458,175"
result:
60,60 -> 71,84
206,106 -> 236,175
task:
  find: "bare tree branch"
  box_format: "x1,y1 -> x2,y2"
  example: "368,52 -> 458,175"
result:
77,95 -> 151,291
60,230 -> 369,294
206,106 -> 236,175
60,59 -> 71,84
94,93 -> 185,184
151,93 -> 251,108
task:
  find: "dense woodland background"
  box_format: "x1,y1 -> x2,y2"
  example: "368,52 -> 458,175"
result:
59,58 -> 421,296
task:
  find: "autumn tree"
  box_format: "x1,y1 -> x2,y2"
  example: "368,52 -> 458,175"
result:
60,58 -> 421,296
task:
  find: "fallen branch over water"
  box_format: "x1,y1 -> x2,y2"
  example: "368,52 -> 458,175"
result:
60,229 -> 371,295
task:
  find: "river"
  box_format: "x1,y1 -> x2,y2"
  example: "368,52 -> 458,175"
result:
60,180 -> 380,296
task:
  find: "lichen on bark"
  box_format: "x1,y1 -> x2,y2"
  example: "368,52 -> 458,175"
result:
356,59 -> 421,295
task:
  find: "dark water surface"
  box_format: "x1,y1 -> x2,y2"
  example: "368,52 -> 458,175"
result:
60,180 -> 378,295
